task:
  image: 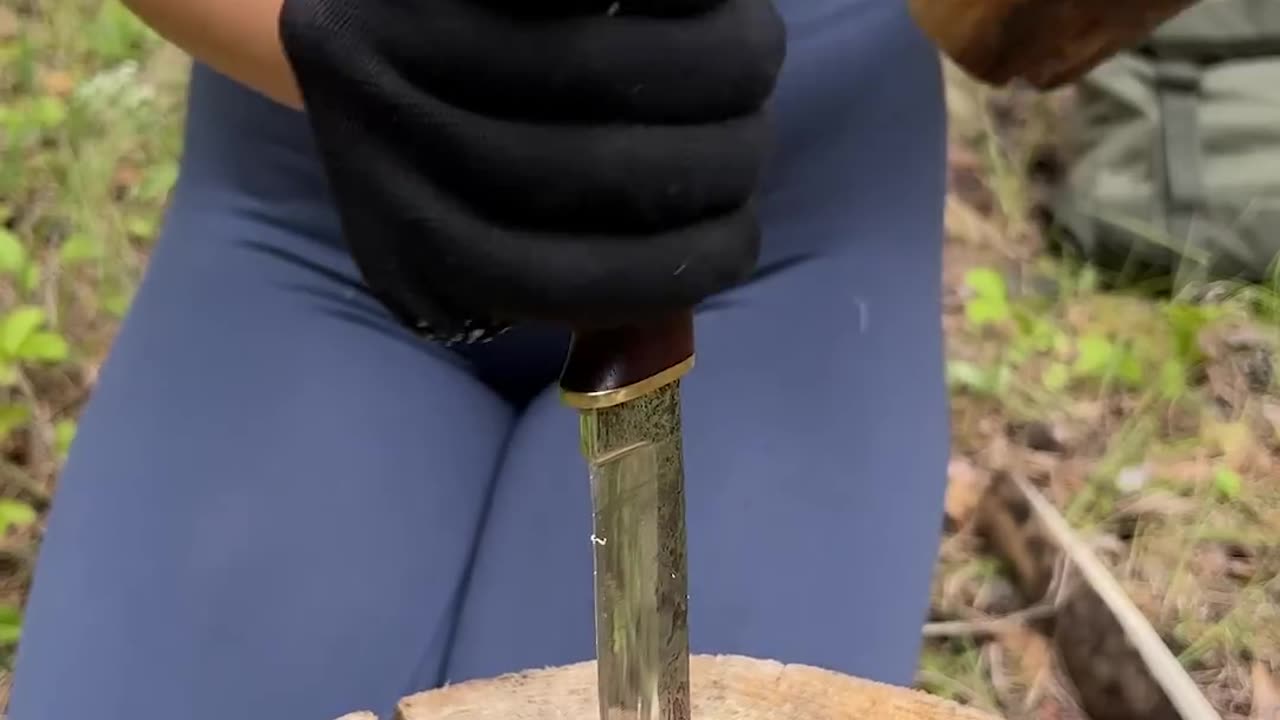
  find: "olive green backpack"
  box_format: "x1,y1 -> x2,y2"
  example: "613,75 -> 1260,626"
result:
1048,0 -> 1280,289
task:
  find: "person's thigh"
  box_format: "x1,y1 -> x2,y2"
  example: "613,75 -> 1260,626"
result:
8,195 -> 512,719
442,0 -> 949,686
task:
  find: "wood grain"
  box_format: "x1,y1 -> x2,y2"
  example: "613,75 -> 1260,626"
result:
355,655 -> 1001,720
908,0 -> 1200,89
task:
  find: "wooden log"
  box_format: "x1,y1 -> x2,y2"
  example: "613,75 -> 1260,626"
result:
908,0 -> 1199,89
335,655 -> 1001,720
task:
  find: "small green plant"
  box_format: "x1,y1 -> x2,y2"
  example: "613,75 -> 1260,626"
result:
962,267 -> 1011,328
0,307 -> 70,450
0,500 -> 37,537
1212,467 -> 1243,501
952,263 -> 1223,414
0,604 -> 22,646
0,500 -> 39,648
0,306 -> 70,383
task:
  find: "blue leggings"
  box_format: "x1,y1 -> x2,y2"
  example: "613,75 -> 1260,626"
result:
8,1 -> 949,718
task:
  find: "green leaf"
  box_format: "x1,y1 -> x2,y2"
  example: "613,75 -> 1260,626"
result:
125,213 -> 155,239
54,418 -> 76,459
1028,319 -> 1057,352
1213,467 -> 1243,500
1117,349 -> 1144,386
0,603 -> 22,645
0,404 -> 31,439
0,603 -> 21,625
33,95 -> 67,129
21,262 -> 40,292
0,499 -> 36,535
964,267 -> 1008,302
962,269 -> 1011,327
965,297 -> 1010,327
1165,302 -> 1220,365
15,331 -> 68,363
946,360 -> 996,394
0,362 -> 17,385
0,227 -> 26,274
0,306 -> 47,356
104,288 -> 133,317
1042,363 -> 1070,392
1073,335 -> 1114,377
58,232 -> 102,264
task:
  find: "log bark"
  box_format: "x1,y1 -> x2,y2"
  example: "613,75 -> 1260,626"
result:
334,655 -> 1001,720
908,0 -> 1199,89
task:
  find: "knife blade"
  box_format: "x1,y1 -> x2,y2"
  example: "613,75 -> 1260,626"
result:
559,312 -> 694,720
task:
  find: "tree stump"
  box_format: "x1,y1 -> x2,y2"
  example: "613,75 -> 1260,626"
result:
337,655 -> 1000,720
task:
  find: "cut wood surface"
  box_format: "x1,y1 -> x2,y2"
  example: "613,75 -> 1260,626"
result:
343,655 -> 1001,720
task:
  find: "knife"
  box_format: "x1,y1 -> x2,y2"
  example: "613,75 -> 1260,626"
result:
559,311 -> 694,720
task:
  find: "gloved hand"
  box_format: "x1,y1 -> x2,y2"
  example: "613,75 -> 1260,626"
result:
279,0 -> 786,344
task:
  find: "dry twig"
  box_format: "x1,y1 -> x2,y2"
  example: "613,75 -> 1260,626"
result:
1009,474 -> 1222,720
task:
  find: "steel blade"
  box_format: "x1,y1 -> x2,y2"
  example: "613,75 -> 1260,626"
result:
579,379 -> 690,720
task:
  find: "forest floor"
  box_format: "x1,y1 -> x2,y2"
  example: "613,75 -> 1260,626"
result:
1,2 -> 1277,718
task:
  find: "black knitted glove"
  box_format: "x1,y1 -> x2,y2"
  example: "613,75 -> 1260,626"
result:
279,0 -> 786,344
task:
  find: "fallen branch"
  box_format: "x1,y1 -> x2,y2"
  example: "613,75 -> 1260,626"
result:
921,603 -> 1058,638
1009,474 -> 1222,720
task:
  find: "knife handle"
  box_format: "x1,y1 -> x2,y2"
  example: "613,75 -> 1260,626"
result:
559,310 -> 695,410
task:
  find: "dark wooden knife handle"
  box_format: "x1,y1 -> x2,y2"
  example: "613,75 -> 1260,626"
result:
558,311 -> 694,410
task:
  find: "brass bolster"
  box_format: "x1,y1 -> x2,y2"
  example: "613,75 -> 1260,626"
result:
560,356 -> 695,410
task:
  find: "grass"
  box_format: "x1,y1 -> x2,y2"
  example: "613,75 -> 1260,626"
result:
1,1 -> 1278,717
